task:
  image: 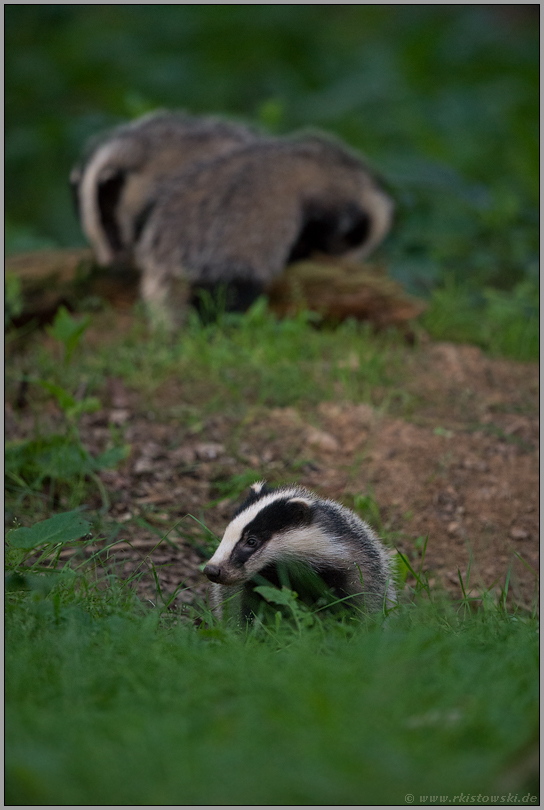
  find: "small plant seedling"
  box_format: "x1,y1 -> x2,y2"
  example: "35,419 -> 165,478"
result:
6,307 -> 129,513
46,305 -> 91,364
37,379 -> 101,424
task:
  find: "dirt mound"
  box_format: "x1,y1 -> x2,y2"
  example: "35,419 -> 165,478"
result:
10,338 -> 532,613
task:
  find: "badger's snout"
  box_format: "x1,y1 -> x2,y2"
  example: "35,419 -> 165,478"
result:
203,564 -> 222,583
204,561 -> 245,586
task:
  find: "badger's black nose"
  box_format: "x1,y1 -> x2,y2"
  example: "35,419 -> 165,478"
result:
203,564 -> 222,583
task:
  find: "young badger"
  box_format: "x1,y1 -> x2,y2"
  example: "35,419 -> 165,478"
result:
203,482 -> 397,622
70,110 -> 257,267
135,134 -> 393,326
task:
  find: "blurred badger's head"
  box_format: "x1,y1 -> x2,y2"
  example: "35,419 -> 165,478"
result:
71,110 -> 258,267
283,134 -> 394,265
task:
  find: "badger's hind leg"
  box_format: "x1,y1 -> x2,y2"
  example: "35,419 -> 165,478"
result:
139,262 -> 190,332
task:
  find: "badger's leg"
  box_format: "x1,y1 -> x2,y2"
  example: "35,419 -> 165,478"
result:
139,263 -> 190,332
208,583 -> 225,620
208,583 -> 244,625
345,560 -> 397,613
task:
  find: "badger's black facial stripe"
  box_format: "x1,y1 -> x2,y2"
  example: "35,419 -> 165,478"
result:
338,205 -> 371,250
97,171 -> 126,251
288,201 -> 371,263
230,497 -> 313,567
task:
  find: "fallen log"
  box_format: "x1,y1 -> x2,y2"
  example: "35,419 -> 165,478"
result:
5,248 -> 138,327
267,254 -> 426,329
6,248 -> 426,334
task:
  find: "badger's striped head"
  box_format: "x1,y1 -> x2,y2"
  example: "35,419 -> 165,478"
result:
204,483 -> 348,587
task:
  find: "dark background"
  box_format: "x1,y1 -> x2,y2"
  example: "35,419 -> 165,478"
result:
5,5 -> 539,300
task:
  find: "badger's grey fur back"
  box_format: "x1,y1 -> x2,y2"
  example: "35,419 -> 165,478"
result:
135,134 -> 393,326
203,482 -> 397,624
72,111 -> 393,328
71,110 -> 257,267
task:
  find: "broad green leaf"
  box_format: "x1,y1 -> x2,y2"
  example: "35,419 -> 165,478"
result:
7,510 -> 91,549
36,382 -> 100,419
253,585 -> 298,607
37,444 -> 93,480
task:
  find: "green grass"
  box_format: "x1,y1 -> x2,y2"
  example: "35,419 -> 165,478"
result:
8,301 -> 406,417
5,304 -> 408,525
5,564 -> 539,805
5,304 -> 539,805
5,294 -> 537,529
98,308 -> 398,409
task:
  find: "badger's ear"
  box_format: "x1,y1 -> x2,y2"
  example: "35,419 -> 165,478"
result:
250,481 -> 270,496
286,497 -> 313,525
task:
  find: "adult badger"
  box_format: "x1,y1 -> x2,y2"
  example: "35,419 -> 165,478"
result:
135,134 -> 393,326
203,482 -> 397,623
70,110 -> 257,267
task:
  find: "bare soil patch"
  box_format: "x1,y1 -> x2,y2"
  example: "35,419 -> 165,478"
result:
6,324 -> 538,612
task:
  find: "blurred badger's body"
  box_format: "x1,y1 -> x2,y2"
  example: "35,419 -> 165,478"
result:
71,110 -> 257,267
72,111 -> 393,327
203,482 -> 397,623
135,134 -> 393,324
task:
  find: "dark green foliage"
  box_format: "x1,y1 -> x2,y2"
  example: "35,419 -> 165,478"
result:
4,6 -> 539,360
422,278 -> 539,363
5,273 -> 24,327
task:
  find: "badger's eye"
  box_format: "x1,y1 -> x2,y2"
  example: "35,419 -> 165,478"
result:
246,536 -> 258,548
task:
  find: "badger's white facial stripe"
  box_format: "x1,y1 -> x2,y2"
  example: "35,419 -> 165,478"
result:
250,481 -> 266,494
80,140 -> 124,265
351,185 -> 393,261
207,488 -> 309,568
208,490 -> 354,582
245,525 -> 352,572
